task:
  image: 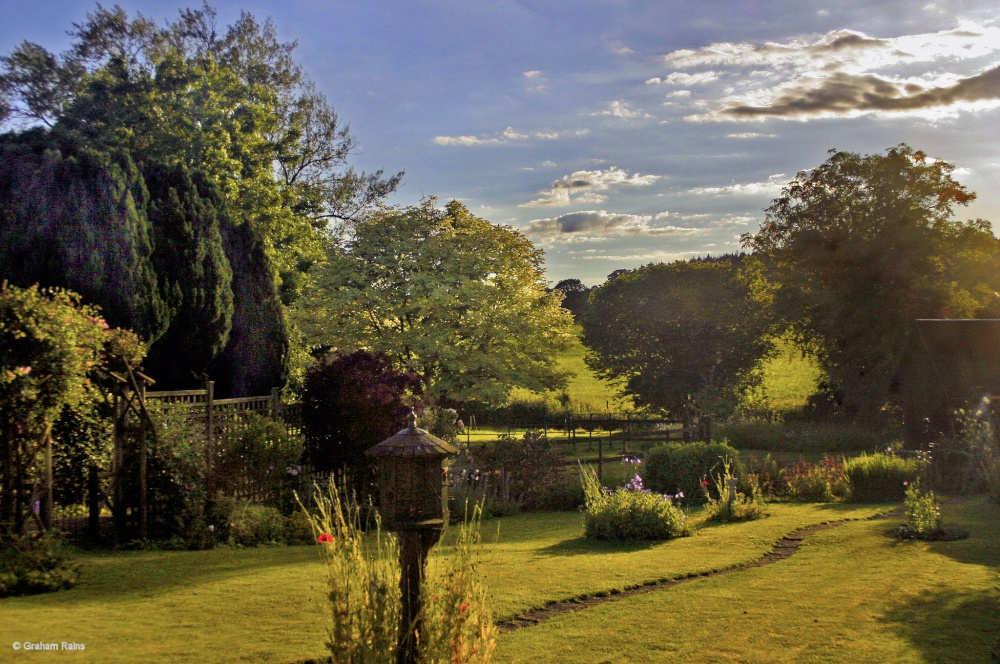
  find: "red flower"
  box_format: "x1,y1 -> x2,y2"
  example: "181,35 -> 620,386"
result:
460,604 -> 468,612
318,533 -> 334,544
702,480 -> 709,486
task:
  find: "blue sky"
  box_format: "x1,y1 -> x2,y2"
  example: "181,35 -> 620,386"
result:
3,1 -> 999,284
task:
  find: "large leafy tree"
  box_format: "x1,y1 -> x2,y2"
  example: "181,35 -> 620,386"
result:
581,256 -> 776,417
295,200 -> 574,404
0,5 -> 400,289
742,145 -> 1000,423
0,5 -> 399,393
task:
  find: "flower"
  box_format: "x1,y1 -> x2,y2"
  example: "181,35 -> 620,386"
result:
318,533 -> 334,544
903,481 -> 909,486
702,480 -> 709,486
460,604 -> 468,612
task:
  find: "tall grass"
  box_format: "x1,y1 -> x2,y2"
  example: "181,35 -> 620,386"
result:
303,483 -> 400,663
843,452 -> 918,502
301,481 -> 496,663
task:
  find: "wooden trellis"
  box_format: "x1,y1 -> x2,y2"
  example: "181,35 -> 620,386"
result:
107,366 -> 157,541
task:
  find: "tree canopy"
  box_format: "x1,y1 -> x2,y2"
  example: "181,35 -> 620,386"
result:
742,144 -> 1000,422
581,256 -> 776,416
0,4 -> 399,394
294,200 -> 574,405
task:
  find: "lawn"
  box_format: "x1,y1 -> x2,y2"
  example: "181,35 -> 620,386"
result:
6,498 -> 993,663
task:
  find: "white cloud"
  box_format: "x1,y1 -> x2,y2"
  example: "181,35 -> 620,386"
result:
594,100 -> 654,120
608,40 -> 635,56
522,210 -> 700,241
521,167 -> 661,207
646,71 -> 721,86
433,127 -> 590,147
523,70 -> 542,79
726,132 -> 778,138
687,174 -> 786,196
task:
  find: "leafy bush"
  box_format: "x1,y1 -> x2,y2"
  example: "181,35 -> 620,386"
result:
739,452 -> 790,499
703,457 -> 768,523
211,412 -> 304,512
452,431 -> 566,514
580,464 -> 689,541
301,350 -> 423,494
898,480 -> 941,538
719,420 -> 889,453
642,441 -> 742,504
0,534 -> 80,597
784,454 -> 846,502
844,453 -> 918,502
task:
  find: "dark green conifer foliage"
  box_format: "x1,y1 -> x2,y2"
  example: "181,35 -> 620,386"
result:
141,162 -> 234,388
0,130 -> 167,340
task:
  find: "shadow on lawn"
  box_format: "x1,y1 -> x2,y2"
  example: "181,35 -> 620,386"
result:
537,535 -> 662,556
880,588 -> 1000,662
18,545 -> 322,605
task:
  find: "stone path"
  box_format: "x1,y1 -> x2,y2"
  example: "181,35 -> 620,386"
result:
498,509 -> 901,634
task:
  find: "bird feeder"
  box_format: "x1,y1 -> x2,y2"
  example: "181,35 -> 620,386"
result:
365,409 -> 459,531
365,409 -> 459,664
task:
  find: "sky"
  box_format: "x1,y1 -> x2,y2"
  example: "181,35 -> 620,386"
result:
2,1 -> 999,285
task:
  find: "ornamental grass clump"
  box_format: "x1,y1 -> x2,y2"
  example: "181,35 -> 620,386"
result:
580,463 -> 689,541
702,457 -> 768,523
301,480 -> 496,664
303,482 -> 400,664
419,503 -> 497,664
843,452 -> 918,502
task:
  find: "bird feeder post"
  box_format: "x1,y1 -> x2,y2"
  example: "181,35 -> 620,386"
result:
365,410 -> 458,664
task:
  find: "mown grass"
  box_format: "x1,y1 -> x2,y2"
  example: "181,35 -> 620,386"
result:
496,497 -> 1000,663
2,502 -> 896,662
509,325 -> 633,412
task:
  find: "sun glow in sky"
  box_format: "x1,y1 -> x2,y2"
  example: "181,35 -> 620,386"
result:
3,1 -> 999,284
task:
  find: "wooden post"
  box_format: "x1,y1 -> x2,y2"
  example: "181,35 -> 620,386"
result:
87,465 -> 100,542
271,387 -> 281,419
43,427 -> 53,531
205,380 -> 215,475
598,435 -> 604,483
397,528 -> 439,664
139,380 -> 148,541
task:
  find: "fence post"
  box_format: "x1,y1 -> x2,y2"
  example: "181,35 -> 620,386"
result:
271,387 -> 281,419
43,426 -> 53,531
598,435 -> 604,484
139,379 -> 148,541
205,380 -> 215,476
87,465 -> 100,542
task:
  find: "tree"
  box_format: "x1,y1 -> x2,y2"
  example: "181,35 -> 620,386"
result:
0,5 -> 401,287
301,351 -> 423,489
581,256 -> 776,416
742,145 -> 1000,423
552,278 -> 592,320
295,200 -> 574,404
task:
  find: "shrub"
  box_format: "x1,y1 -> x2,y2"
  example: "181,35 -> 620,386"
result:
719,420 -> 889,453
786,454 -> 846,502
301,350 -> 423,493
580,464 -> 689,541
642,441 -> 742,504
211,412 -> 304,512
898,480 -> 941,538
739,452 -> 790,499
0,534 -> 80,597
452,431 -> 566,514
844,453 -> 919,502
703,457 -> 768,523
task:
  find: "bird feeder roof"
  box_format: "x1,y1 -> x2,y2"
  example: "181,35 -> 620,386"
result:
365,410 -> 459,458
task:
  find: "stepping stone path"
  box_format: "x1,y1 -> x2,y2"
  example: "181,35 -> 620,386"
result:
498,509 -> 902,633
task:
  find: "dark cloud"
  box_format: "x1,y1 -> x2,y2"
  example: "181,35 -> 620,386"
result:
721,65 -> 1000,118
522,210 -> 699,240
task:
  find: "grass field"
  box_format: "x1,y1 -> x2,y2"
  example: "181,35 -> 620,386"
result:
508,327 -> 822,418
5,498 -> 996,662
